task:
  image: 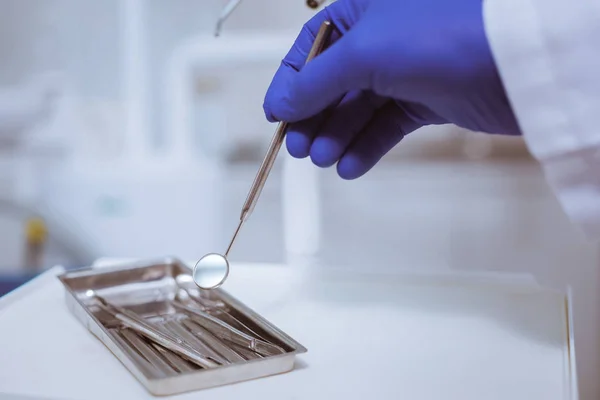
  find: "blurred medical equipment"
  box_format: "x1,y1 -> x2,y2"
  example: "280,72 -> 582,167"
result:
214,0 -> 331,36
0,75 -> 60,137
0,74 -> 94,269
0,0 -> 321,268
0,197 -> 92,267
215,0 -> 243,37
193,20 -> 333,290
36,0 -> 226,262
0,74 -> 93,295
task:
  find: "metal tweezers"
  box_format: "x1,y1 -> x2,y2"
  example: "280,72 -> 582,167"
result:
92,295 -> 219,369
172,300 -> 286,357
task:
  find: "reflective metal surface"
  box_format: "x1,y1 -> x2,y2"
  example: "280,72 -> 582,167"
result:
193,253 -> 229,290
90,292 -> 220,369
57,257 -> 306,396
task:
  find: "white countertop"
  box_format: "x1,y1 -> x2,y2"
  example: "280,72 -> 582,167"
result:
0,261 -> 575,400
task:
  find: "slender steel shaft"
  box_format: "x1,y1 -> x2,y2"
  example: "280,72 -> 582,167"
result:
223,20 -> 334,257
224,219 -> 243,257
214,0 -> 243,37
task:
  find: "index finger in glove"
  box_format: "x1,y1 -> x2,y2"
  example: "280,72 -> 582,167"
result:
263,1 -> 363,123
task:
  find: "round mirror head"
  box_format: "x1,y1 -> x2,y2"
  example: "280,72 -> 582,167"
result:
192,253 -> 229,290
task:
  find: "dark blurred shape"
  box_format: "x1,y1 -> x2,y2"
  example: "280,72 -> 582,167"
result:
0,272 -> 38,297
307,0 -> 327,9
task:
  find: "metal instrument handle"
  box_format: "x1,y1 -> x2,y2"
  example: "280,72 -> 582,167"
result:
223,20 -> 334,258
239,20 -> 334,222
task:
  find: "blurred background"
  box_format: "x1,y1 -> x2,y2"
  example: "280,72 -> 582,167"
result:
0,0 -> 598,398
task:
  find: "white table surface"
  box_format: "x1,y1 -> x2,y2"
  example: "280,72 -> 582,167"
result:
0,261 -> 574,400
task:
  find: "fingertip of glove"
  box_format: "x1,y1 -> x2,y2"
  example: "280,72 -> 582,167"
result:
336,154 -> 368,180
286,132 -> 311,159
310,137 -> 340,168
263,82 -> 286,123
263,88 -> 298,123
310,153 -> 336,169
262,102 -> 278,123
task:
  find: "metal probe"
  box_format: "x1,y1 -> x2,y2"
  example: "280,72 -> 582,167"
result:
224,20 -> 334,258
192,21 -> 334,290
214,0 -> 243,37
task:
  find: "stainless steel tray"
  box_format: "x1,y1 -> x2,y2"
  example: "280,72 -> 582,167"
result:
58,257 -> 307,396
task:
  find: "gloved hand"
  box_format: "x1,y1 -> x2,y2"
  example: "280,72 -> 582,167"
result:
263,0 -> 521,180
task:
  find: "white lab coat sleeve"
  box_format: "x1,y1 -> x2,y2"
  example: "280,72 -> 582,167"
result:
483,0 -> 600,240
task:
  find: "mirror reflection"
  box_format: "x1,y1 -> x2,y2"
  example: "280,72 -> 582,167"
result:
193,253 -> 229,290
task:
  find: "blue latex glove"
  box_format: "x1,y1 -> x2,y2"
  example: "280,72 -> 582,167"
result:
263,0 -> 521,180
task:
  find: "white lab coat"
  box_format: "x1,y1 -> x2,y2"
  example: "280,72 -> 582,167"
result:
484,0 -> 600,240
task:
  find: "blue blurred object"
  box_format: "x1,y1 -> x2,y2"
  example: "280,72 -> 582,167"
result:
0,264 -> 86,297
0,271 -> 40,297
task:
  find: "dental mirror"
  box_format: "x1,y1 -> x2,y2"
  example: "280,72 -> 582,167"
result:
193,253 -> 230,290
192,20 -> 334,291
